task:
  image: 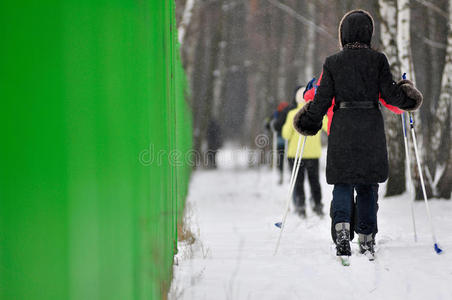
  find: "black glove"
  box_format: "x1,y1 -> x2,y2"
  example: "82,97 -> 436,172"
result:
396,79 -> 423,112
293,101 -> 322,136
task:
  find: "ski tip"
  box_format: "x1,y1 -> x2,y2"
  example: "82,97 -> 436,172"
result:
434,243 -> 443,254
275,222 -> 282,228
339,256 -> 350,266
364,251 -> 375,261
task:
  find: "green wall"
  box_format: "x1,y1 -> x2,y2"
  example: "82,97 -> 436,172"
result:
0,1 -> 192,299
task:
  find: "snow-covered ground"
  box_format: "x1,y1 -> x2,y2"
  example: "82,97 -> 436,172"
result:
169,147 -> 452,300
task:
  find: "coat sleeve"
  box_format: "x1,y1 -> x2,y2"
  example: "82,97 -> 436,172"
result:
379,95 -> 403,114
293,62 -> 334,135
310,63 -> 335,120
378,54 -> 418,110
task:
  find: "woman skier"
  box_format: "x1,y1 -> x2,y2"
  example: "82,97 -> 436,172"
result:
293,10 -> 423,261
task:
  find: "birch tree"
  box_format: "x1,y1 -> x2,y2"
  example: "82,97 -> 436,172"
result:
397,0 -> 416,81
304,1 -> 316,83
244,0 -> 262,148
397,0 -> 431,199
379,0 -> 406,196
178,0 -> 196,45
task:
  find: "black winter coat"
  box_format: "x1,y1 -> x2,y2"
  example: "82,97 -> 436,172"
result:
299,48 -> 417,184
296,10 -> 422,184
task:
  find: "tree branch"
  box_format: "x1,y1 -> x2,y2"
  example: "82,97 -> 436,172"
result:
265,0 -> 336,42
412,0 -> 448,19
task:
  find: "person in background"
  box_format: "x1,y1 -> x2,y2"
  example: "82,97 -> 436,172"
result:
206,119 -> 223,169
271,84 -> 314,184
282,85 -> 327,218
265,101 -> 289,184
273,85 -> 305,134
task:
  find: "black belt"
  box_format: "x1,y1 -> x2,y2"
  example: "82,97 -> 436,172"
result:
338,101 -> 379,109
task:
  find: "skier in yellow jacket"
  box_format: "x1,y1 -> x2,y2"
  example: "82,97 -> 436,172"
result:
282,86 -> 328,217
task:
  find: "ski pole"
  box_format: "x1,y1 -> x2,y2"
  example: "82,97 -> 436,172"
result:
285,136 -> 303,200
401,113 -> 417,242
274,135 -> 307,255
401,73 -> 441,253
408,113 -> 442,254
400,79 -> 417,242
283,139 -> 289,183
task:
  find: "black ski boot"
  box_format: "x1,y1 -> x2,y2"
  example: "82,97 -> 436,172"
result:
359,233 -> 375,261
335,223 -> 351,256
313,203 -> 324,217
296,205 -> 306,218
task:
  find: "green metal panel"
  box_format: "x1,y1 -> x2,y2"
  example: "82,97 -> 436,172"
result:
0,1 -> 192,300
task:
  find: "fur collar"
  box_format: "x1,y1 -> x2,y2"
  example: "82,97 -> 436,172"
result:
343,42 -> 370,49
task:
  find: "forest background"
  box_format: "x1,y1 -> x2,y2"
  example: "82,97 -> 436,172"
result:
175,0 -> 452,199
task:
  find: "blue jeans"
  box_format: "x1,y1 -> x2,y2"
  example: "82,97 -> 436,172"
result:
332,184 -> 377,235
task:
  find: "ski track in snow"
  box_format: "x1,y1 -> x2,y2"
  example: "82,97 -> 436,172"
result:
170,148 -> 452,300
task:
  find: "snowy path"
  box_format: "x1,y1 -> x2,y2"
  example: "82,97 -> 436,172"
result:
170,149 -> 452,300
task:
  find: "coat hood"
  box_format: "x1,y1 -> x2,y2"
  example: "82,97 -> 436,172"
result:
291,85 -> 304,104
339,9 -> 374,48
295,86 -> 306,104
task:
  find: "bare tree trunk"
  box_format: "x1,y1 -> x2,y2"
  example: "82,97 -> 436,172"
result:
178,0 -> 196,45
398,0 -> 416,82
398,0 -> 431,199
277,15 -> 288,102
282,0 -> 301,98
379,0 -> 406,196
422,7 -> 439,192
435,0 -> 452,199
245,0 -> 266,150
304,1 -> 316,82
191,6 -> 208,154
179,0 -> 201,98
269,6 -> 285,106
437,121 -> 452,199
220,1 -> 249,143
212,6 -> 226,121
190,2 -> 222,159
